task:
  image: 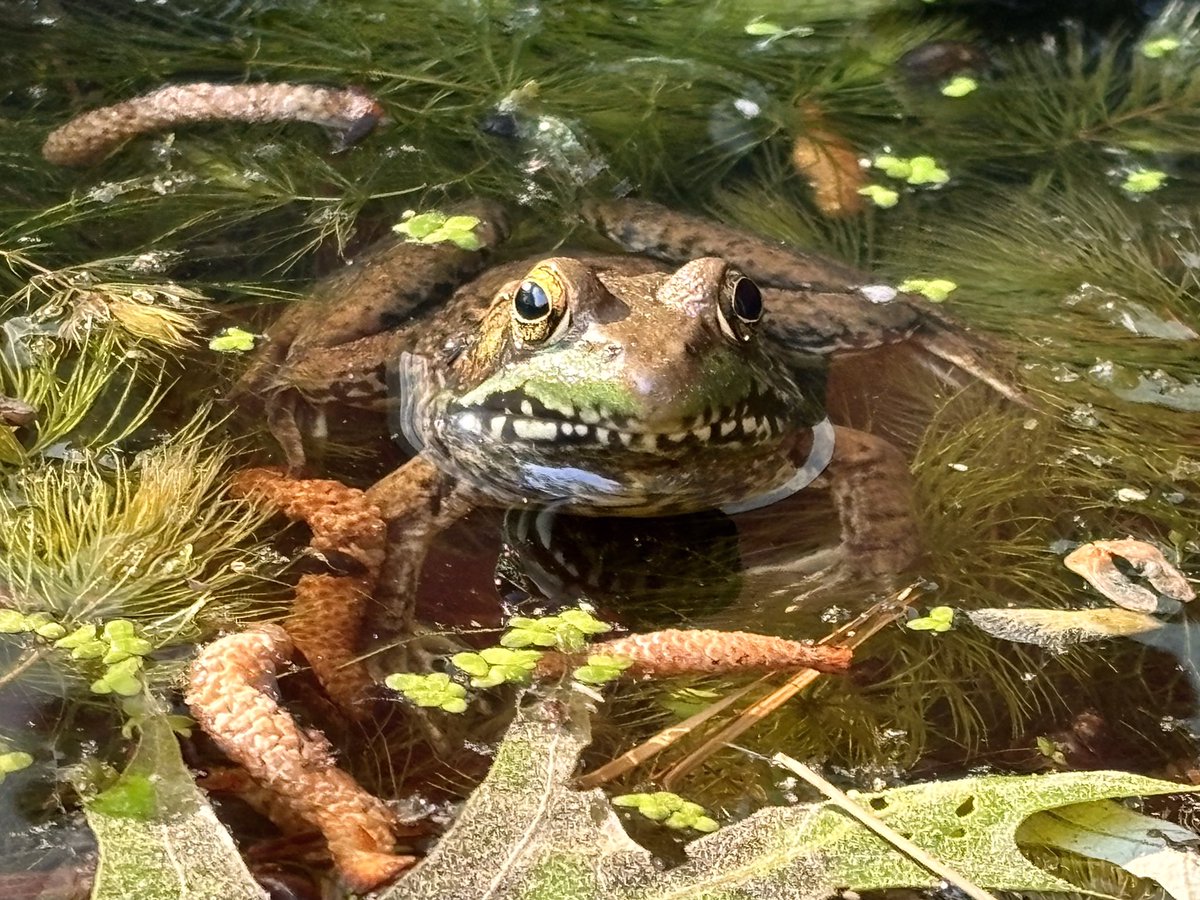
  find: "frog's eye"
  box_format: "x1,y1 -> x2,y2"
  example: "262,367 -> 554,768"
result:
514,281 -> 550,322
717,273 -> 763,343
511,273 -> 570,344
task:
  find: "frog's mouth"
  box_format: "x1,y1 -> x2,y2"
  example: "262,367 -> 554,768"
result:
394,353 -> 796,454
392,351 -> 831,515
442,383 -> 796,453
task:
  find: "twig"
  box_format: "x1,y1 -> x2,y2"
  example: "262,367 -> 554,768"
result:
661,583 -> 921,788
770,752 -> 1001,900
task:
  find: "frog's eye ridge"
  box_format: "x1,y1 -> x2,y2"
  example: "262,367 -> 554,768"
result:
514,281 -> 551,323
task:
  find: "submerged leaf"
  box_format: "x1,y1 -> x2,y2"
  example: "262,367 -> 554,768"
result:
967,607 -> 1164,650
1019,800 -> 1200,900
84,706 -> 265,900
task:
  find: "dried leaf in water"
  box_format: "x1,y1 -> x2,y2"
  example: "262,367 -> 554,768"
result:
1065,539 -> 1194,612
791,103 -> 865,217
967,607 -> 1164,650
1019,800 -> 1200,900
84,705 -> 266,900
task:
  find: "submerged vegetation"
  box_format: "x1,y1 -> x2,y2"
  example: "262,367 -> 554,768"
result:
0,0 -> 1197,895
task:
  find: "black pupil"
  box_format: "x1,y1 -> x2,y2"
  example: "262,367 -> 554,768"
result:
514,281 -> 551,321
732,277 -> 763,322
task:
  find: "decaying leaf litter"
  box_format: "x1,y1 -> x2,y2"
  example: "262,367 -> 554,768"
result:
0,1 -> 1198,897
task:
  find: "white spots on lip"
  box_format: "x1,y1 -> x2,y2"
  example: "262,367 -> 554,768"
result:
512,419 -> 559,441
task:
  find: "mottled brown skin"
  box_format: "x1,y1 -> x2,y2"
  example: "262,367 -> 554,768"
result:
235,200 -> 1020,641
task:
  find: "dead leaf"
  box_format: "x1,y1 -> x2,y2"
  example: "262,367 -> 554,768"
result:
1065,538 -> 1194,612
84,704 -> 266,900
967,607 -> 1164,650
792,102 -> 865,216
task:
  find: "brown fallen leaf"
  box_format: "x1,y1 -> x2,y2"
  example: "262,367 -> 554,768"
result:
792,102 -> 865,217
1064,538 -> 1194,612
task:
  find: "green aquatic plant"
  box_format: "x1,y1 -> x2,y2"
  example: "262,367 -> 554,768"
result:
0,331 -> 164,465
451,646 -> 544,689
0,413 -> 282,695
572,654 -> 634,686
0,248 -> 206,351
611,790 -> 720,833
500,608 -> 612,652
393,210 -> 484,250
385,672 -> 469,714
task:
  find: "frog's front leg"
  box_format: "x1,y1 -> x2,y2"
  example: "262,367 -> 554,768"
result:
233,201 -> 509,469
365,457 -> 476,669
811,425 -> 921,579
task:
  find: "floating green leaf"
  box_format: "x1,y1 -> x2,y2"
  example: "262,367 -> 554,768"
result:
393,211 -> 483,251
612,792 -> 719,832
906,156 -> 950,185
207,326 -> 258,353
1121,168 -> 1168,193
907,606 -> 956,633
501,609 -> 612,652
90,657 -> 145,696
857,184 -> 899,208
898,278 -> 958,301
1140,36 -> 1181,58
452,646 -> 544,688
0,750 -> 32,781
872,154 -> 912,180
572,654 -> 633,685
385,671 -> 469,713
743,19 -> 784,37
941,76 -> 978,97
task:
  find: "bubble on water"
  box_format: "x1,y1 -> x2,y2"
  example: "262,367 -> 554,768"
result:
1050,364 -> 1081,383
1066,404 -> 1099,428
858,284 -> 897,304
1116,487 -> 1149,502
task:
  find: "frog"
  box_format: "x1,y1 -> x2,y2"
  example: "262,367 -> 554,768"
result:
232,197 -> 1022,655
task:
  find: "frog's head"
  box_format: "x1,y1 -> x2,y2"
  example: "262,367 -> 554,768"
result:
396,256 -> 831,515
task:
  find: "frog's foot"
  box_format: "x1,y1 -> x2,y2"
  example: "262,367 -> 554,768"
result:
1064,538 -> 1195,612
186,626 -> 417,893
910,321 -> 1031,407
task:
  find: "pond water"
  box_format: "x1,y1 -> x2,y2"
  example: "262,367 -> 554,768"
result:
0,1 -> 1197,897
